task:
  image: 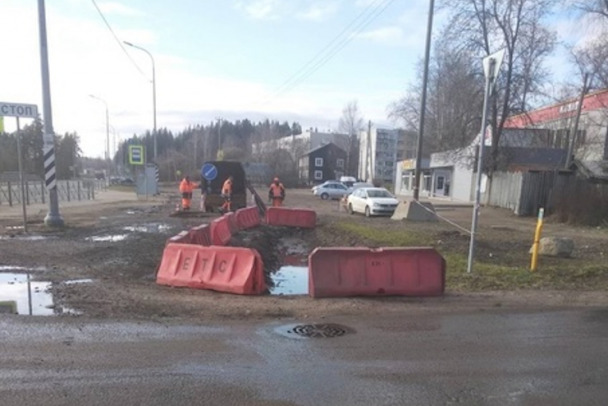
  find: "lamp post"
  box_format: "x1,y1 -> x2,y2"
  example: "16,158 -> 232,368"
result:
89,94 -> 109,161
123,41 -> 157,161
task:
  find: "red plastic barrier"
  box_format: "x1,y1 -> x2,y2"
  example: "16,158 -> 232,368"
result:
309,247 -> 445,298
166,230 -> 191,245
157,243 -> 265,294
190,224 -> 212,246
225,212 -> 239,234
210,215 -> 232,245
265,207 -> 316,228
235,206 -> 261,230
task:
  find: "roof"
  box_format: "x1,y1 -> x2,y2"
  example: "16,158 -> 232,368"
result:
300,142 -> 345,156
504,88 -> 608,128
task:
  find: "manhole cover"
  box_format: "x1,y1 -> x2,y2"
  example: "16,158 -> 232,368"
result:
286,323 -> 352,338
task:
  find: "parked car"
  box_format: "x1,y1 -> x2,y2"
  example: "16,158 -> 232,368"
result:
339,176 -> 357,187
346,187 -> 399,217
311,180 -> 343,194
313,182 -> 351,200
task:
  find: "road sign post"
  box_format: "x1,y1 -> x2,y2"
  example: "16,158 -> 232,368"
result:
1,102 -> 40,233
467,49 -> 505,274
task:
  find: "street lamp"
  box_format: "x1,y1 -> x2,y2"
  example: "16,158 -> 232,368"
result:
123,41 -> 157,161
89,94 -> 109,160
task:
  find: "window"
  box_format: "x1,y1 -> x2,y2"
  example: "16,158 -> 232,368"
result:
315,157 -> 323,167
336,158 -> 344,168
437,176 -> 444,189
314,170 -> 323,180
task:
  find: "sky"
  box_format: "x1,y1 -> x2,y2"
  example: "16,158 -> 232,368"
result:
0,0 -> 600,158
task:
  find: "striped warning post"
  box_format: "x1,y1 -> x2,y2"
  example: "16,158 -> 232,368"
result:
43,146 -> 56,190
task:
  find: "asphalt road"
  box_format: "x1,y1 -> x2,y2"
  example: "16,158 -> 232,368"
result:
1,308 -> 607,406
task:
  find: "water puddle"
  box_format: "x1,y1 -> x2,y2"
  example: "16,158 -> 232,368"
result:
86,234 -> 128,242
123,223 -> 172,233
269,266 -> 308,295
0,273 -> 84,316
0,235 -> 51,241
0,265 -> 47,272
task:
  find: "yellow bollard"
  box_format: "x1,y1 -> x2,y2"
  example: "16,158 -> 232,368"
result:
530,207 -> 544,272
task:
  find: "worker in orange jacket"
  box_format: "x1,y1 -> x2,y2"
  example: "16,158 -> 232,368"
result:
268,177 -> 286,207
219,175 -> 233,213
179,176 -> 198,210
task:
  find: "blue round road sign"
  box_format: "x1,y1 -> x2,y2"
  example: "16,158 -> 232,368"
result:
201,163 -> 218,181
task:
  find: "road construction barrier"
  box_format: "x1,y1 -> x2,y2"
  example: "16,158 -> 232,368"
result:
210,215 -> 232,245
309,247 -> 445,298
157,243 -> 266,294
190,224 -> 212,246
225,212 -> 240,234
166,230 -> 191,245
235,206 -> 261,230
266,207 -> 316,228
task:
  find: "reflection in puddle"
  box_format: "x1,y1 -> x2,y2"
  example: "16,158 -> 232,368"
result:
0,273 -> 89,316
0,265 -> 46,272
86,234 -> 128,242
270,266 -> 308,295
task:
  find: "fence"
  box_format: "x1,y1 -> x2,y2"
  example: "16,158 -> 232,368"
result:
0,179 -> 106,207
484,170 -> 608,220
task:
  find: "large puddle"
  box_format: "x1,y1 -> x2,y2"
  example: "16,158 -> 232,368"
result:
269,266 -> 308,295
0,273 -> 87,316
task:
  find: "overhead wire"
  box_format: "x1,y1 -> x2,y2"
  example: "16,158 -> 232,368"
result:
90,0 -> 148,79
270,0 -> 396,99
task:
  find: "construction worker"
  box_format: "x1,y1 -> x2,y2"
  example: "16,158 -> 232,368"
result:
219,175 -> 233,213
268,177 -> 286,207
179,176 -> 198,210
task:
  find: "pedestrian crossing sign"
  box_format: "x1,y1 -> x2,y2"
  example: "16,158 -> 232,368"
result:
129,145 -> 144,165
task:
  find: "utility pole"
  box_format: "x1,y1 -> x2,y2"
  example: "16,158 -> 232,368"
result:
365,120 -> 372,182
37,0 -> 64,227
565,73 -> 590,169
413,0 -> 435,201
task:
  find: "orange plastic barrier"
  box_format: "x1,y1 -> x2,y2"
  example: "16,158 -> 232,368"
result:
235,206 -> 261,230
210,215 -> 232,245
225,212 -> 240,234
265,207 -> 316,228
190,224 -> 212,246
157,243 -> 266,294
167,230 -> 191,245
309,247 -> 445,298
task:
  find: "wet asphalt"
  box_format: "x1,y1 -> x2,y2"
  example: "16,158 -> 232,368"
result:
1,308 -> 607,406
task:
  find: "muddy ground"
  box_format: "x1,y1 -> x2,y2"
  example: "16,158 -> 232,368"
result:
0,186 -> 606,322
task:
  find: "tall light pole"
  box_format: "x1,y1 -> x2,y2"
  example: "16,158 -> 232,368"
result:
123,41 -> 157,161
89,94 -> 109,161
37,0 -> 63,227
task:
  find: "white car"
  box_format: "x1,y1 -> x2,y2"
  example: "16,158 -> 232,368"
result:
346,187 -> 399,217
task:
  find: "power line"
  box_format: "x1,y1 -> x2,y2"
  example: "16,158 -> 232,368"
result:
271,0 -> 396,99
90,0 -> 148,79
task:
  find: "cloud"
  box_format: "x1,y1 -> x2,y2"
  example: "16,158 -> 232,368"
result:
234,0 -> 282,20
97,1 -> 143,16
297,2 -> 339,22
356,26 -> 403,43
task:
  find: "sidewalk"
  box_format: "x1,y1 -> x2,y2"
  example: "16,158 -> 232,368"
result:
0,189 -> 163,221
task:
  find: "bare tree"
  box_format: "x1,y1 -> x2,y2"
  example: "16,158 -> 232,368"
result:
574,0 -> 608,19
338,100 -> 364,176
389,35 -> 484,154
442,0 -> 557,189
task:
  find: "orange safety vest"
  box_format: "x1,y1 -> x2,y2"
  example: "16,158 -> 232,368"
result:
222,179 -> 232,195
269,183 -> 285,198
179,179 -> 195,193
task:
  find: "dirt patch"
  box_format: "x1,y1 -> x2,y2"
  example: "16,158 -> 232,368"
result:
0,187 -> 606,322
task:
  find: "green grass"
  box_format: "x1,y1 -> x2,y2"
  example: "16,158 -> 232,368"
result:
334,221 -> 434,246
323,220 -> 608,291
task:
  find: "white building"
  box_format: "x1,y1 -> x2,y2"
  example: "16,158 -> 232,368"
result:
358,127 -> 404,184
252,129 -> 349,159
